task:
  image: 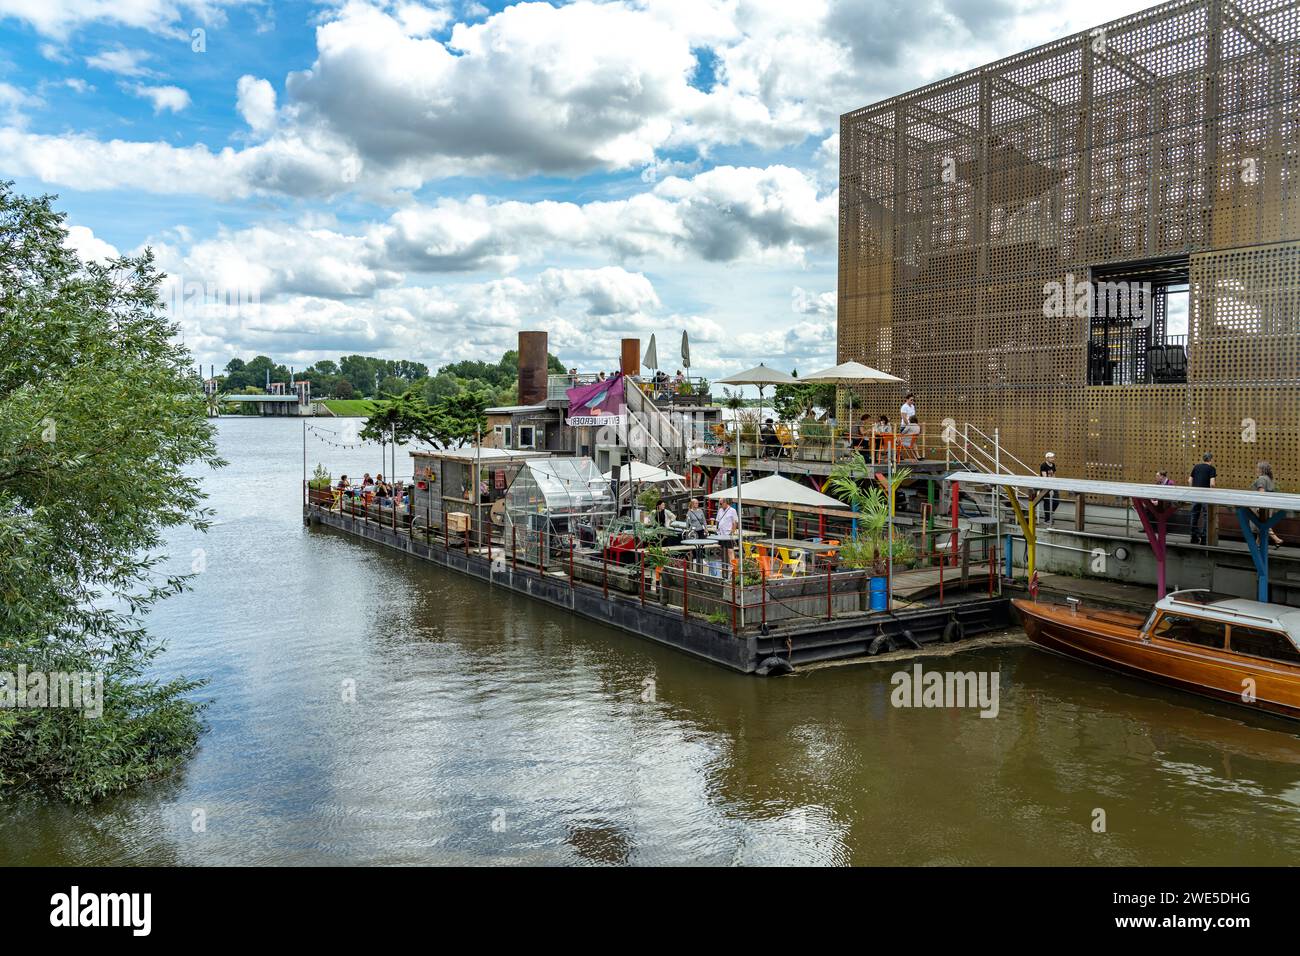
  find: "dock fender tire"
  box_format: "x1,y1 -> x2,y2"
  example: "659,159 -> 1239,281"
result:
756,656 -> 794,677
868,635 -> 895,656
942,617 -> 965,644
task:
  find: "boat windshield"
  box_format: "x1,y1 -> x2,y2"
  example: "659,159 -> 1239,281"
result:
1171,590 -> 1239,607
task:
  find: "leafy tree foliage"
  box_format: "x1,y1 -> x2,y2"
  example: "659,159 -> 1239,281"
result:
0,183 -> 219,802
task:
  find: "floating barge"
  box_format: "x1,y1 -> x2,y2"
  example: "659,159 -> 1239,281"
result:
303,496 -> 1012,674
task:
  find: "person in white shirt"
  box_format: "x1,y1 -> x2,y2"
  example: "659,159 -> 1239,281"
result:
716,501 -> 739,563
899,392 -> 916,424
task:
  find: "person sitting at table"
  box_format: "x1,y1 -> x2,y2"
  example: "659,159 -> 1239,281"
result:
898,415 -> 921,456
872,415 -> 892,435
673,369 -> 686,391
336,474 -> 352,498
685,498 -> 706,536
850,414 -> 872,451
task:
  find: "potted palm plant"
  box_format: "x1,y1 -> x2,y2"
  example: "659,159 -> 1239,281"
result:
827,453 -> 912,610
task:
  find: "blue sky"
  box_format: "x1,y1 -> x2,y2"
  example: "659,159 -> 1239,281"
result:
0,0 -> 1152,380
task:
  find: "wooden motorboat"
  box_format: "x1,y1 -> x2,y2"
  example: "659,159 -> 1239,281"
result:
1014,590 -> 1300,721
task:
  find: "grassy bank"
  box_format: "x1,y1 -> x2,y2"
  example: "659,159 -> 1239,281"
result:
321,399 -> 378,417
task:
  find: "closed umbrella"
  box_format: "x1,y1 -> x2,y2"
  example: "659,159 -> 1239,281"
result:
680,330 -> 691,369
643,334 -> 658,373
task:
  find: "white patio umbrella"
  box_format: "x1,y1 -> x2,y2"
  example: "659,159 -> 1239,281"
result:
603,461 -> 685,483
709,474 -> 849,567
802,361 -> 903,449
716,362 -> 798,422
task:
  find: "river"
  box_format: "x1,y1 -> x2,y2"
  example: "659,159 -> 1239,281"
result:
3,416 -> 1299,865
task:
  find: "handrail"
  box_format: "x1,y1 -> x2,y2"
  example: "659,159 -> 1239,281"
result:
959,422 -> 1035,477
624,383 -> 685,452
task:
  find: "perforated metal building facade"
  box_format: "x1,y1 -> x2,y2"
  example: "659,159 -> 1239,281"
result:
838,0 -> 1300,487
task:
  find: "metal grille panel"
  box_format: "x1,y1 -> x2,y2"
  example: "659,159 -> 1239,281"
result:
839,0 -> 1300,487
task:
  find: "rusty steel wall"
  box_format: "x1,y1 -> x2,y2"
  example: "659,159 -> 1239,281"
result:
838,0 -> 1300,487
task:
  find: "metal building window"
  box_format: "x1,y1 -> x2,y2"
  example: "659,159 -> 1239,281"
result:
1087,257 -> 1190,386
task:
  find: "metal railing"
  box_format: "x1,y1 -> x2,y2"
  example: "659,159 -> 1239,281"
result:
700,421 -> 936,465
304,483 -> 999,633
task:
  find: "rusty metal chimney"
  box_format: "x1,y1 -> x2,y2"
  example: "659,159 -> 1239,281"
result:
517,331 -> 548,405
620,338 -> 640,378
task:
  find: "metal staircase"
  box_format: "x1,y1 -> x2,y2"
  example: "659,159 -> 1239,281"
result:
622,385 -> 690,497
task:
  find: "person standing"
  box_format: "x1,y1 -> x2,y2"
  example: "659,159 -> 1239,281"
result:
1253,461 -> 1285,549
716,499 -> 739,565
899,392 -> 917,426
1038,451 -> 1058,525
1188,452 -> 1217,544
760,418 -> 781,458
685,498 -> 707,537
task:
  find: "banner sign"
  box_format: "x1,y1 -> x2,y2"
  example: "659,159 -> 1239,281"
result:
566,372 -> 625,427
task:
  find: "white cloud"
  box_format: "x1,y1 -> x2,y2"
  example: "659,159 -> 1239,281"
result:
285,0 -> 697,178
85,46 -> 156,77
372,165 -> 835,272
0,0 -> 247,40
0,83 -> 40,126
132,83 -> 191,113
394,1 -> 451,35
0,125 -> 362,199
64,224 -> 120,264
236,75 -> 277,134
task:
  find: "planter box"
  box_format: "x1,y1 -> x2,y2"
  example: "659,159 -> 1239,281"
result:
659,568 -> 872,625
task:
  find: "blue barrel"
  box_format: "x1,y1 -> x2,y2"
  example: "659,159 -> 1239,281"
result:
869,576 -> 888,611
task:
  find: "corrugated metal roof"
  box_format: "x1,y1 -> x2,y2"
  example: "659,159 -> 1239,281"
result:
945,471 -> 1300,511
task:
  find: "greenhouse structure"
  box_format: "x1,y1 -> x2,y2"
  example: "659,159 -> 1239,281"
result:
501,457 -> 618,565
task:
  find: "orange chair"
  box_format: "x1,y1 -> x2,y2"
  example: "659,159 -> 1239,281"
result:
815,540 -> 840,571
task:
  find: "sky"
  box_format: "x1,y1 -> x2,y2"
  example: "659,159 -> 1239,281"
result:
0,0 -> 1156,382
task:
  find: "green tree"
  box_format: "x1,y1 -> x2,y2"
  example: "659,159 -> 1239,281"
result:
773,374 -> 837,421
0,183 -> 219,802
428,384 -> 495,448
359,388 -> 439,448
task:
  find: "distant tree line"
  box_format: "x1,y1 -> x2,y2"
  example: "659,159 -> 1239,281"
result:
213,350 -> 565,406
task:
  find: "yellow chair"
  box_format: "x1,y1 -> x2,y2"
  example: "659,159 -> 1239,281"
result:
775,423 -> 796,458
776,546 -> 805,576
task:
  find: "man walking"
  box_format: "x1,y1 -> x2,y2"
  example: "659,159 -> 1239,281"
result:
1039,451 -> 1058,525
1188,451 -> 1217,544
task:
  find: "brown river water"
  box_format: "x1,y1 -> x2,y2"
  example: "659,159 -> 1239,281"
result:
2,417 -> 1299,865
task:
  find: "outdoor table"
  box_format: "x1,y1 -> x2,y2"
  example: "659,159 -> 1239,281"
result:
764,538 -> 838,553
680,538 -> 721,573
